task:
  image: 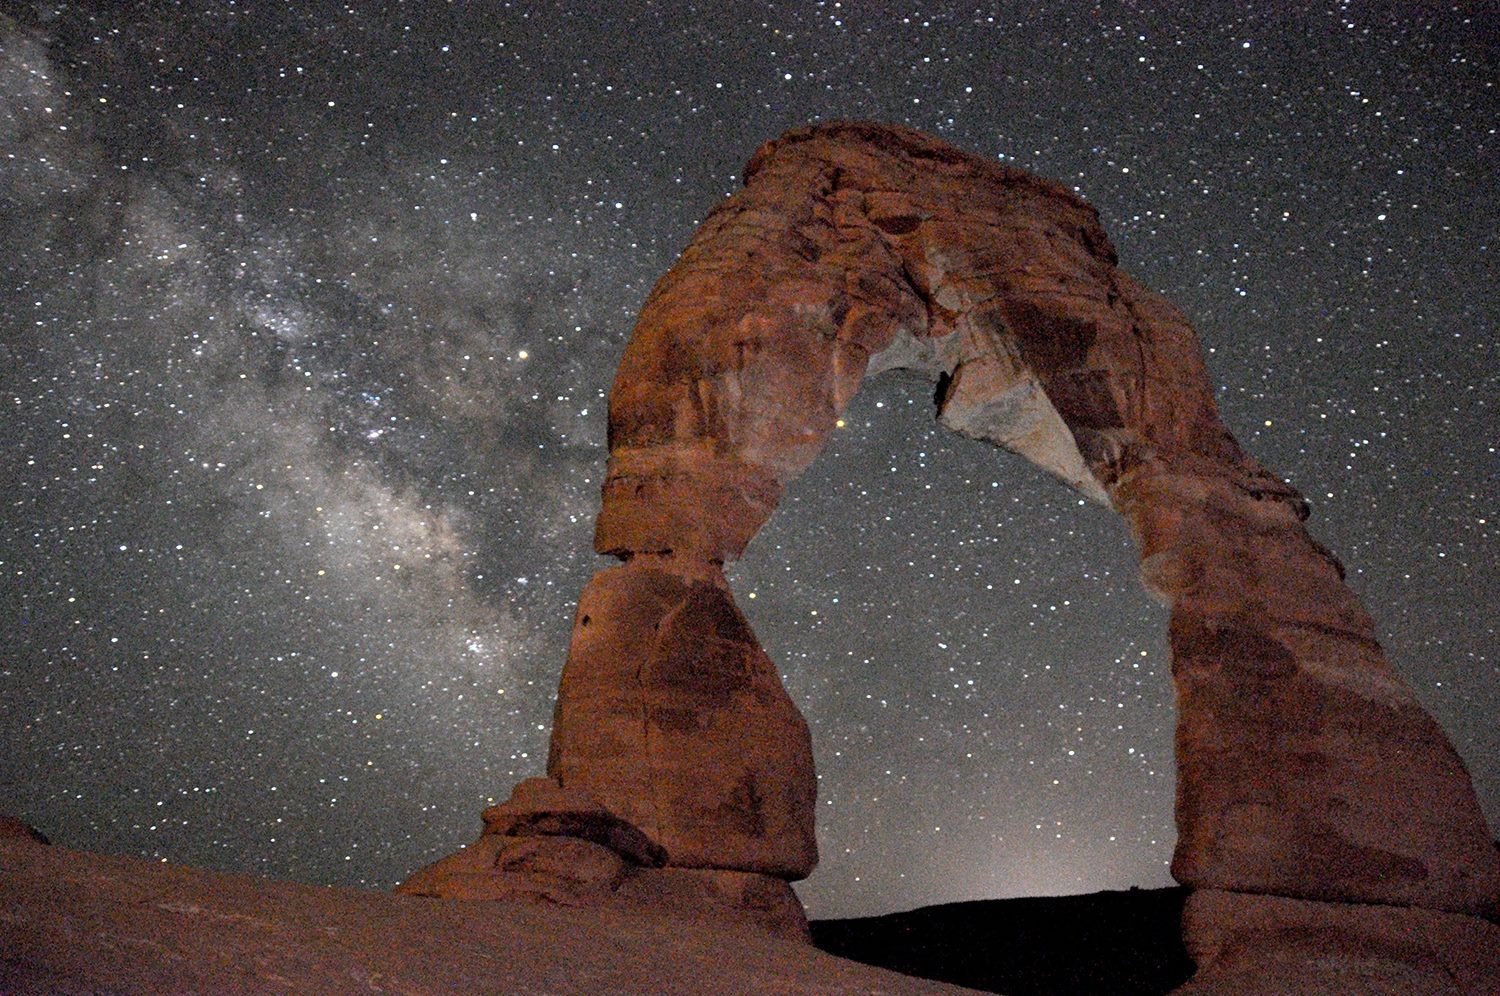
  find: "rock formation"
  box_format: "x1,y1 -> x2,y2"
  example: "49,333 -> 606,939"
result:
406,122 -> 1500,990
397,775 -> 810,941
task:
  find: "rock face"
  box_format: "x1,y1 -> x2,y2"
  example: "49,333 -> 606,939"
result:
549,558 -> 818,878
412,122 -> 1500,988
397,777 -> 809,941
1177,889 -> 1500,995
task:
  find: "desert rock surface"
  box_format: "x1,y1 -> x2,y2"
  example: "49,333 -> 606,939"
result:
0,833 -> 975,995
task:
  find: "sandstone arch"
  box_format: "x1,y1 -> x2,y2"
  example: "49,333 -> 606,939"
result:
404,123 -> 1500,985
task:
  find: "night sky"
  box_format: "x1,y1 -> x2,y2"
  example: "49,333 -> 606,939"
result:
2,2 -> 1495,919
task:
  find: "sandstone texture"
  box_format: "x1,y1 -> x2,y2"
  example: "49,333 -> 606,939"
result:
0,835 -> 971,994
397,777 -> 810,941
477,775 -> 668,866
581,119 -> 1498,905
547,558 -> 818,879
1176,888 -> 1500,995
415,121 -> 1499,987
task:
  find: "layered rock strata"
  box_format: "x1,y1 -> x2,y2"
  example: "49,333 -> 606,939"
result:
397,777 -> 810,941
410,122 -> 1499,987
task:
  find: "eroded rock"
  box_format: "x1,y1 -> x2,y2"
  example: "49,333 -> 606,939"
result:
613,866 -> 811,943
394,806 -> 810,942
1175,889 -> 1500,995
479,776 -> 667,867
399,714 -> 812,939
571,119 -> 1500,918
398,833 -> 629,906
547,558 -> 818,879
418,122 -> 1499,972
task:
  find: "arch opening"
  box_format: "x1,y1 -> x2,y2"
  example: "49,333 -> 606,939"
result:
726,368 -> 1178,915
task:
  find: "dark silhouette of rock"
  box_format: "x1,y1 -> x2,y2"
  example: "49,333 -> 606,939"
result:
816,886 -> 1500,995
413,121 -> 1498,987
0,836 -> 966,993
1177,889 -> 1500,995
811,887 -> 1194,995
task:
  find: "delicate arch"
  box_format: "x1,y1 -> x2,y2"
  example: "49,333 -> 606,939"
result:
554,122 -> 1497,910
405,123 -> 1500,969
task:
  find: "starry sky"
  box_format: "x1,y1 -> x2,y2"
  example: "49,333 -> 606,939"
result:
2,2 -> 1495,919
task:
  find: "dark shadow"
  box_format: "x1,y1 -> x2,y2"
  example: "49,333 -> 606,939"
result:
811,886 -> 1193,995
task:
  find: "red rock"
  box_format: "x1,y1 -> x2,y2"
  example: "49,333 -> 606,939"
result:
0,838 -> 945,992
428,122 -> 1499,970
1175,888 -> 1500,994
398,834 -> 629,906
0,815 -> 48,846
1120,471 -> 1500,914
547,557 -> 818,879
478,776 -> 667,867
580,119 -> 1500,913
612,866 -> 811,943
395,791 -> 813,942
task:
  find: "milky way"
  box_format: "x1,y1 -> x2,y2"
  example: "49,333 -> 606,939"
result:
2,2 -> 1495,918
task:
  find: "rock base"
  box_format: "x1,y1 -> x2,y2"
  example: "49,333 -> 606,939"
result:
396,778 -> 810,943
1174,888 -> 1500,995
1,833 -> 955,994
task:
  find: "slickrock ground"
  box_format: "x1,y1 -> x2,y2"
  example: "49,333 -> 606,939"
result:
0,833 -> 977,995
